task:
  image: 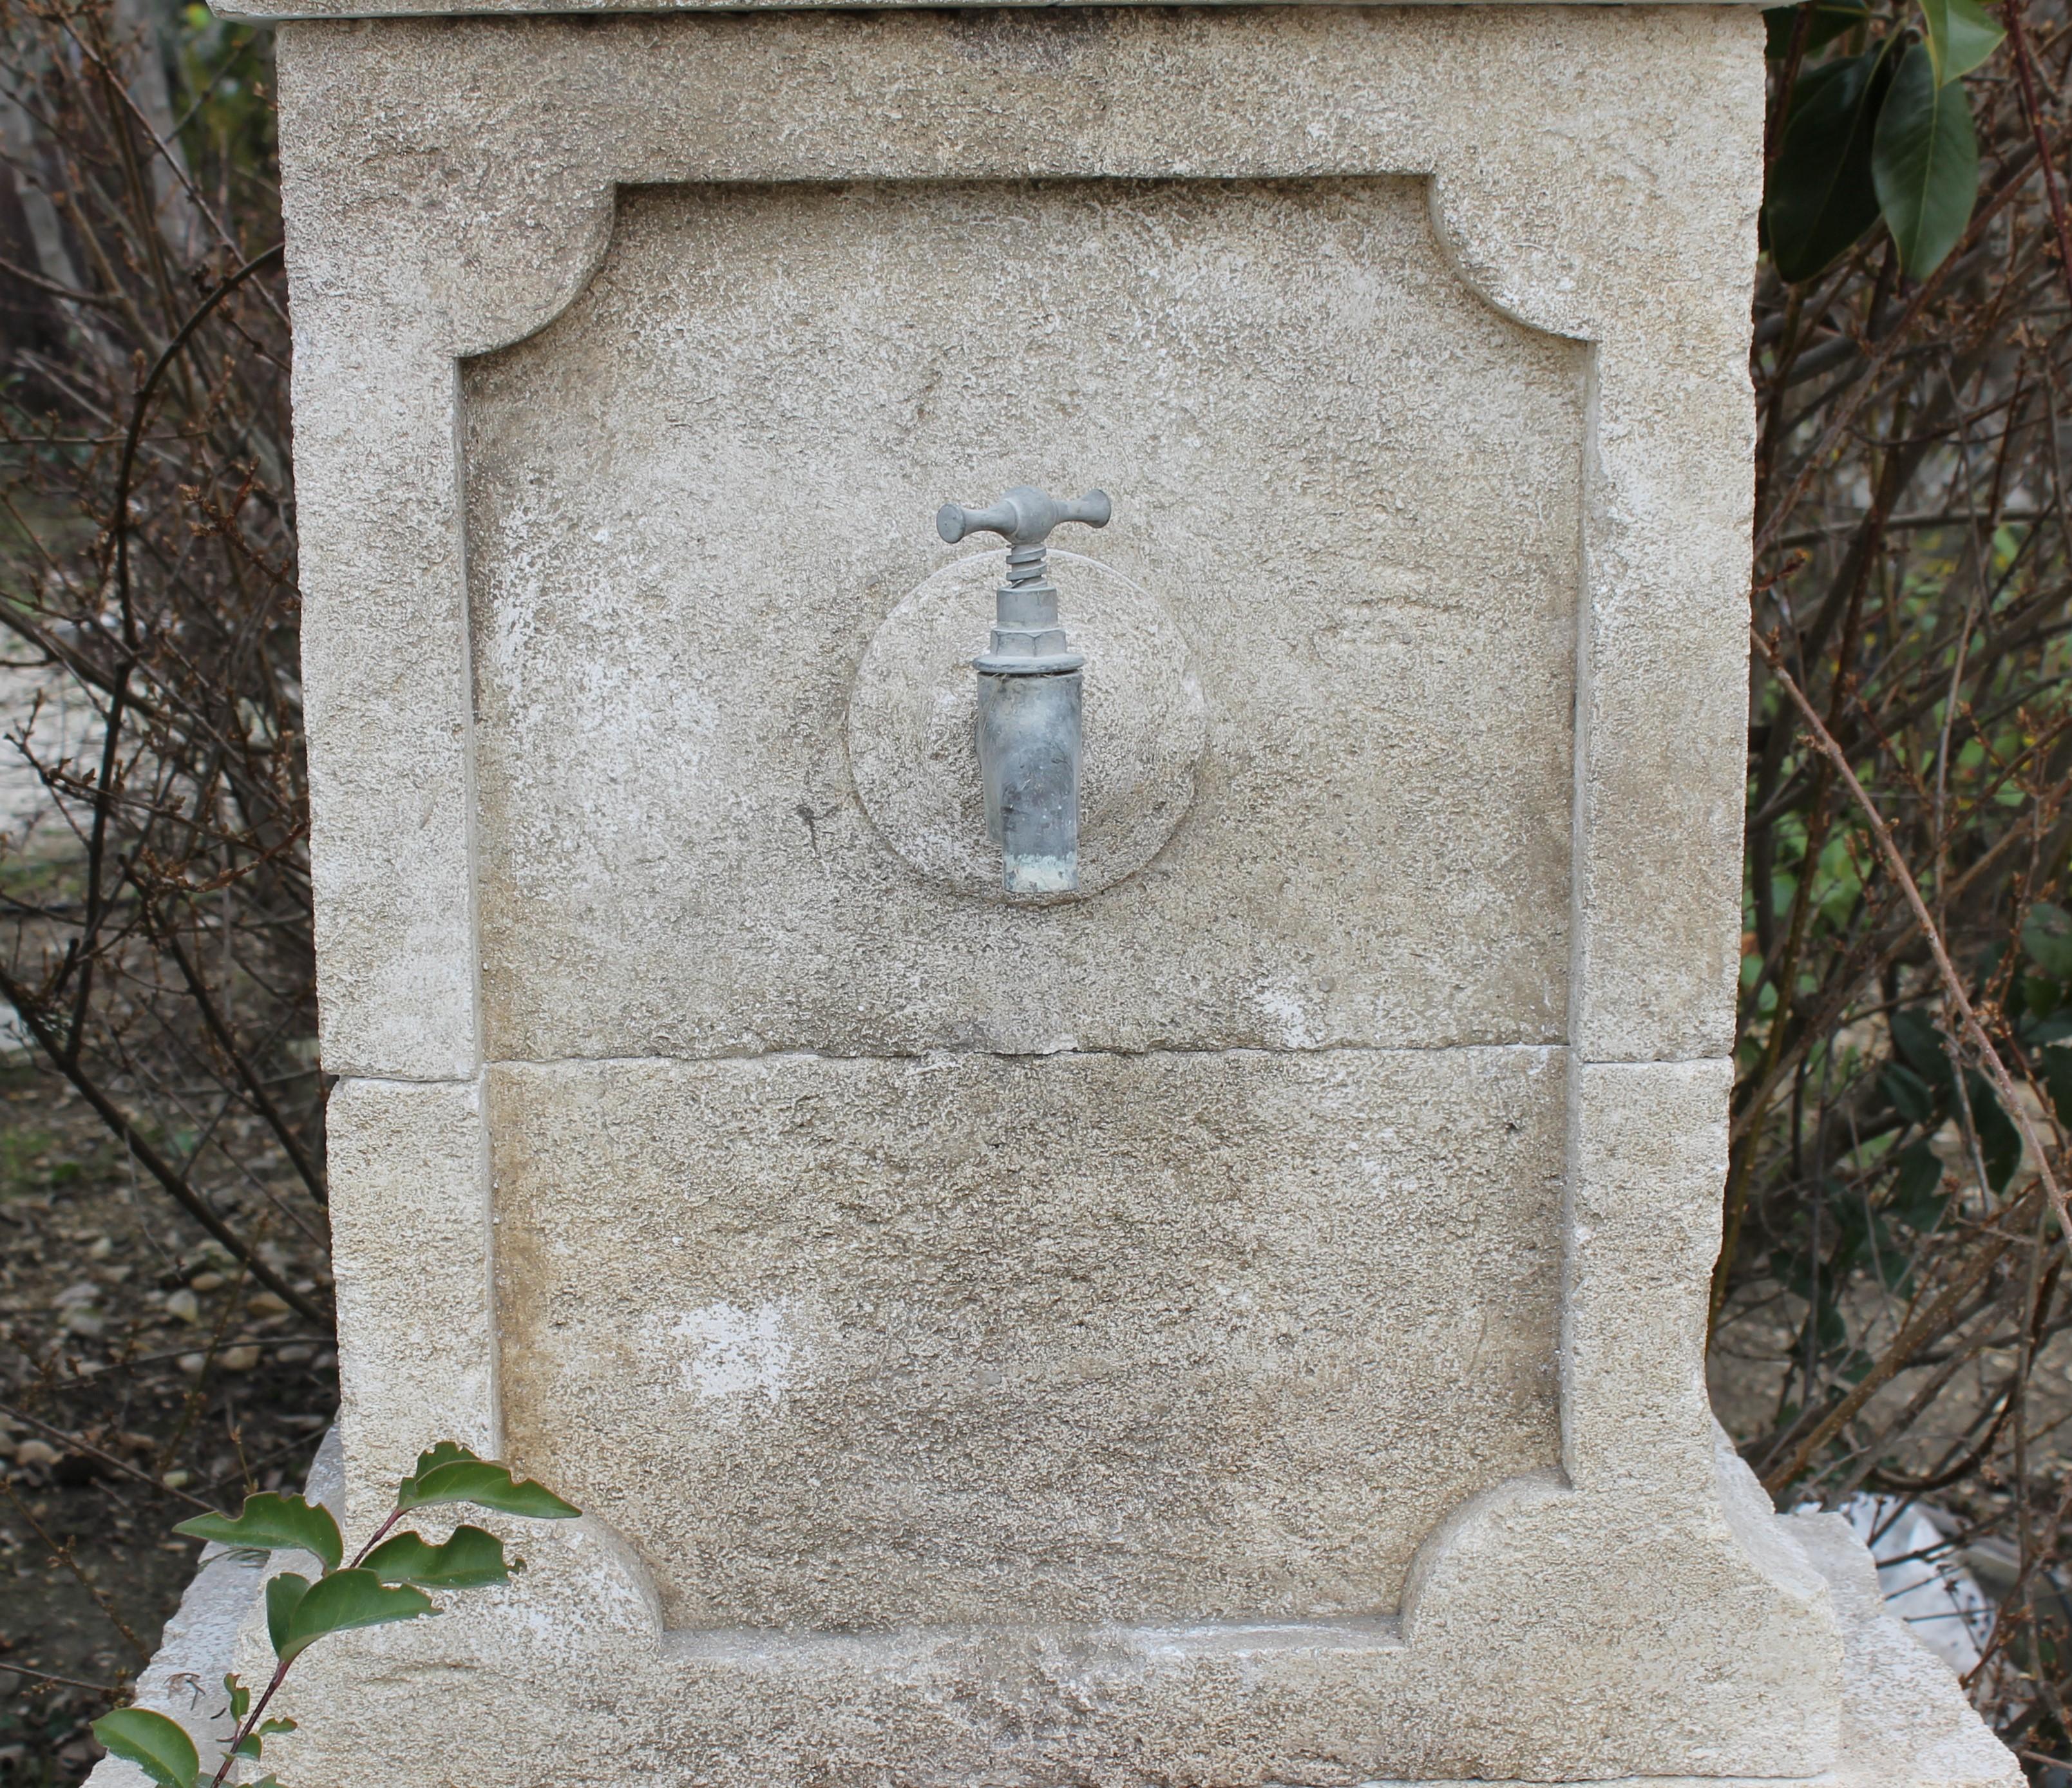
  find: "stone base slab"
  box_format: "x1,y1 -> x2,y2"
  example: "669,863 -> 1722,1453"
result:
86,1439 -> 2017,1788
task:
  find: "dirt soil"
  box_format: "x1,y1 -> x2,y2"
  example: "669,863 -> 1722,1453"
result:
0,1060 -> 334,1787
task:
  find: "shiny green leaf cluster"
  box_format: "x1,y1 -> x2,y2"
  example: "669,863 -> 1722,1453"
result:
1765,0 -> 2002,279
90,1443 -> 578,1788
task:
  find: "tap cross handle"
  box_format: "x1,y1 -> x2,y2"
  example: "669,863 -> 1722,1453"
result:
936,485 -> 1111,548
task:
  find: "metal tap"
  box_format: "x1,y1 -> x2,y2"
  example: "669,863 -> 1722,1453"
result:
935,485 -> 1111,895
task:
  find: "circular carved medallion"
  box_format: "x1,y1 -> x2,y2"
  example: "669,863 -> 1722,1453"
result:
848,551 -> 1205,900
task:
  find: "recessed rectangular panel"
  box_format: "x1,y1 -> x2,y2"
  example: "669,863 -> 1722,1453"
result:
491,1047 -> 1563,1630
462,178 -> 1584,1061
468,175 -> 1581,1637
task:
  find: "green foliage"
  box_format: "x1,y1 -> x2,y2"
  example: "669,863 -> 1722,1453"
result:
91,1708 -> 199,1788
1881,1060 -> 1937,1123
2037,1043 -> 2072,1131
1889,1141 -> 1950,1231
174,1493 -> 344,1573
1764,0 -> 1999,280
397,1442 -> 580,1519
265,1572 -> 311,1658
1765,0 -> 1871,59
1872,42 -> 1980,275
1890,1004 -> 1952,1085
361,1524 -> 518,1589
1867,1005 -> 2025,1192
171,4 -> 277,178
1731,0 -> 2072,1745
231,1720 -> 295,1762
272,1570 -> 433,1664
264,1563 -> 436,1664
1968,1070 -> 2024,1191
1921,0 -> 2003,82
96,1446 -> 574,1788
2024,902 -> 2072,981
1767,44 -> 1897,280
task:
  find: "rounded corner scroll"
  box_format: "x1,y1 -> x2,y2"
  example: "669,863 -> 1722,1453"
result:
1420,171 -> 1599,348
448,182 -> 623,363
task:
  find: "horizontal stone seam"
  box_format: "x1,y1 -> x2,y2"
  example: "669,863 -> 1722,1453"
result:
331,1045 -> 1735,1083
660,1610 -> 1407,1652
1349,1780 -> 1832,1788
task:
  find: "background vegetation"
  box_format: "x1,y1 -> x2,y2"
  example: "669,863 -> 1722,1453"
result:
1718,0 -> 2072,1773
0,3 -> 326,1780
5,0 -> 2072,1779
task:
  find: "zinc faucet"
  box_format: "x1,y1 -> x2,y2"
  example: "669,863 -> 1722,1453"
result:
935,485 -> 1111,895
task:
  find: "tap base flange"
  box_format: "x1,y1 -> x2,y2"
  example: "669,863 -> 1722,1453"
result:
848,549 -> 1204,902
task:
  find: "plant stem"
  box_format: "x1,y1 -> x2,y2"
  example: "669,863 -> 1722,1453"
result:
0,1659 -> 124,1695
348,1505 -> 405,1569
1753,624 -> 2070,1242
2005,0 -> 2072,313
203,1499 -> 404,1788
207,1660 -> 288,1788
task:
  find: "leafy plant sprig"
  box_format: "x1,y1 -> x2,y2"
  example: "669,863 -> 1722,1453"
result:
1765,0 -> 2005,279
91,1443 -> 578,1788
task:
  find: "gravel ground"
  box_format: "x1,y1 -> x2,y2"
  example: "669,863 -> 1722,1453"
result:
0,1061 -> 335,1786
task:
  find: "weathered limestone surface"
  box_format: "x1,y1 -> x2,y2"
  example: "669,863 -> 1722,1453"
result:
324,1078 -> 496,1517
279,3 -> 1760,1082
143,1 -> 2027,1783
93,1432 -> 2022,1788
464,175 -> 1582,1058
490,1047 -> 1565,1630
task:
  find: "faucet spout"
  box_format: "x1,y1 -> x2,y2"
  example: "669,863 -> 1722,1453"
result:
934,486 -> 1110,895
976,668 -> 1081,894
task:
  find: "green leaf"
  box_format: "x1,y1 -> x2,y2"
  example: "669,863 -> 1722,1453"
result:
407,1440 -> 476,1477
1767,44 -> 1899,281
1767,0 -> 1873,59
230,1721 -> 293,1762
1815,1284 -> 1849,1349
1965,1070 -> 2025,1193
277,1568 -> 434,1663
265,1572 -> 310,1660
1881,1062 -> 1938,1125
93,1709 -> 199,1788
1921,0 -> 2002,82
2040,1044 -> 2072,1130
397,1444 -> 578,1520
2024,902 -> 2072,980
1890,1139 -> 1949,1230
1891,1007 -> 1955,1087
362,1524 -> 517,1589
1874,40 -> 1981,275
222,1675 -> 249,1723
173,1492 -> 343,1574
